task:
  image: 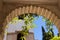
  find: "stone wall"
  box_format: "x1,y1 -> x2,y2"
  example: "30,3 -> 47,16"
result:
7,32 -> 34,40
0,0 -> 3,26
0,0 -> 3,40
7,33 -> 17,40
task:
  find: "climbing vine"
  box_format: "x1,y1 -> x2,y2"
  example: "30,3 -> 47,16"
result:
17,13 -> 38,40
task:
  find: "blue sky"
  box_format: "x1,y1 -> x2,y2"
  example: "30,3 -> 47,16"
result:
32,16 -> 59,40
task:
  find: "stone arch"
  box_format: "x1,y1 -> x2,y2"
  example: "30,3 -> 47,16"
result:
3,5 -> 60,33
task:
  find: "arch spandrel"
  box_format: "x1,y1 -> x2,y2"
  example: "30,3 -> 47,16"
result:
3,5 -> 60,33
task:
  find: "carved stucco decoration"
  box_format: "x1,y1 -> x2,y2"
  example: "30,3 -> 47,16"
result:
3,5 -> 60,34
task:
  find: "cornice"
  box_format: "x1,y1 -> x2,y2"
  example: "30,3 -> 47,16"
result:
3,0 -> 57,6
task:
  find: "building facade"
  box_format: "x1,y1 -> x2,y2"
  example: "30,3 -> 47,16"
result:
7,32 -> 34,40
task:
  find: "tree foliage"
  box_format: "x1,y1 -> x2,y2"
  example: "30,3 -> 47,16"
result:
42,17 -> 54,40
42,16 -> 60,40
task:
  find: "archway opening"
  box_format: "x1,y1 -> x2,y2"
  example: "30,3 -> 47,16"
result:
3,13 -> 59,40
